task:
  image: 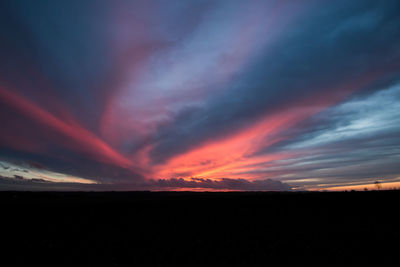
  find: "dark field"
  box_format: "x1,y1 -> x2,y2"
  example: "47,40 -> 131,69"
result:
1,191 -> 399,266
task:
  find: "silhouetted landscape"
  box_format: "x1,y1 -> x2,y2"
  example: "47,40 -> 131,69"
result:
2,190 -> 399,266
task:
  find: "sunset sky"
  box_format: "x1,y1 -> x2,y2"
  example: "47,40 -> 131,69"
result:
1,0 -> 400,191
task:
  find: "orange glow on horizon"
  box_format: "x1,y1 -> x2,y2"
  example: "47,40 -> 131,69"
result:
314,181 -> 400,191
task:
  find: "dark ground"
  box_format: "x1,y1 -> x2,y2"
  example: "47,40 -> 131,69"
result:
1,190 -> 399,266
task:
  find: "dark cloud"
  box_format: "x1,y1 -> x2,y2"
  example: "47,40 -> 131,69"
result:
0,174 -> 291,192
151,178 -> 292,191
0,175 -> 87,191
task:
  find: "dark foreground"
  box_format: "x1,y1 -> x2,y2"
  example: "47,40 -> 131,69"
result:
1,191 -> 399,266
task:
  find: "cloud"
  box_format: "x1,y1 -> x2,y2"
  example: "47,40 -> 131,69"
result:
0,174 -> 291,192
151,178 -> 292,191
0,175 -> 87,191
148,0 -> 400,164
0,160 -> 99,185
0,0 -> 399,190
242,83 -> 400,188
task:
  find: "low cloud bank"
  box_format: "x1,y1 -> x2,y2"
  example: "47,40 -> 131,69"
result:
0,175 -> 292,191
151,178 -> 292,191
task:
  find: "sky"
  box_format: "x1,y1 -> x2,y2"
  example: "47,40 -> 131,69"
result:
1,0 -> 400,191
